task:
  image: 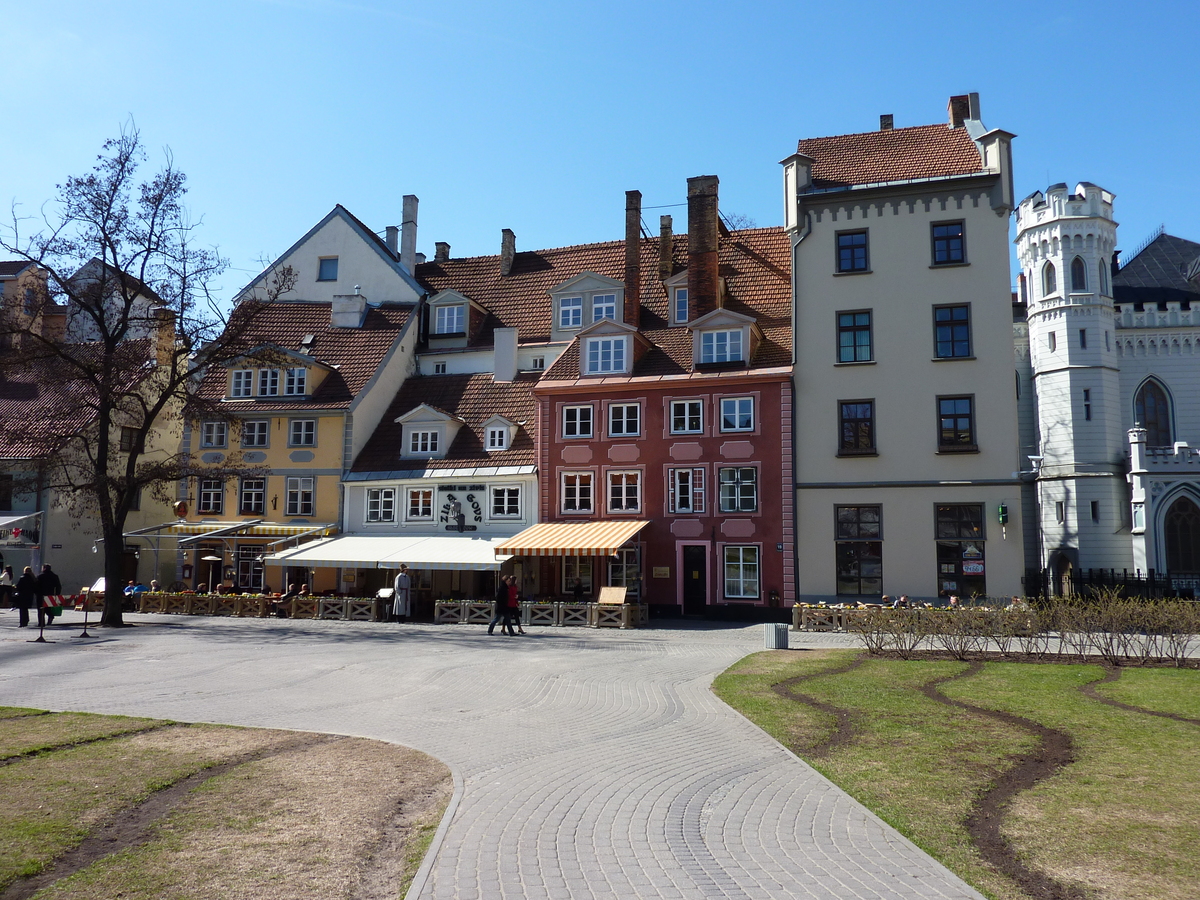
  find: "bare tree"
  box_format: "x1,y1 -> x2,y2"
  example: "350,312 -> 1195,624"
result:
0,127 -> 294,626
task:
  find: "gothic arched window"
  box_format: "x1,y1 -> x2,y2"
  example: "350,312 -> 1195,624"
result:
1099,260 -> 1110,295
1071,256 -> 1087,292
1165,497 -> 1200,572
1043,261 -> 1057,296
1135,380 -> 1172,446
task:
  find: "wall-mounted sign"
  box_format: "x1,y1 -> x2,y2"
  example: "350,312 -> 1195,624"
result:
652,567 -> 670,578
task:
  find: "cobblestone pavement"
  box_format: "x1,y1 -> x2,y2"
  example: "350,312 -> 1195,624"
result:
0,614 -> 984,899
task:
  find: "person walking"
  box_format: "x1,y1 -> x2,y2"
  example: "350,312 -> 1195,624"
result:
14,566 -> 37,628
36,564 -> 62,628
507,574 -> 525,635
392,564 -> 411,623
488,575 -> 516,636
0,565 -> 14,611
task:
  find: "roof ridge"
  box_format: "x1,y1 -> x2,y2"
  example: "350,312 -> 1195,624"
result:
799,121 -> 953,146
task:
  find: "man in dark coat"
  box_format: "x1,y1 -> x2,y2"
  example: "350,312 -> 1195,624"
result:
15,566 -> 37,628
35,564 -> 62,628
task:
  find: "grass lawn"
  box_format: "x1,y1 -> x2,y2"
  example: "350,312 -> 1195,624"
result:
0,707 -> 451,899
713,650 -> 1200,900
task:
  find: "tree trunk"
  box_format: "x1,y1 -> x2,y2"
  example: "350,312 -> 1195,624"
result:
100,528 -> 127,627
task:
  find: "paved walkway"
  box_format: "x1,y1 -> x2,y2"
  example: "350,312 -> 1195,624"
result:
0,614 -> 984,899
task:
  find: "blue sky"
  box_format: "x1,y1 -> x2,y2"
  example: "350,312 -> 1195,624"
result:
3,0 -> 1198,300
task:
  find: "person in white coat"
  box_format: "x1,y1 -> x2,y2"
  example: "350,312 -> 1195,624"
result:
392,564 -> 412,622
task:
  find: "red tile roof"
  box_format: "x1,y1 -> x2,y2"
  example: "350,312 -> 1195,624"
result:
197,301 -> 414,411
797,123 -> 983,189
352,372 -> 538,472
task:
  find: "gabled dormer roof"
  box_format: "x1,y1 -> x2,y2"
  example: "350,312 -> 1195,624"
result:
395,403 -> 466,426
550,271 -> 625,294
689,308 -> 757,330
223,343 -> 336,372
576,317 -> 641,339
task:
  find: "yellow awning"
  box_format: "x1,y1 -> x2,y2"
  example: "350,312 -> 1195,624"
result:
494,520 -> 648,557
167,522 -> 337,538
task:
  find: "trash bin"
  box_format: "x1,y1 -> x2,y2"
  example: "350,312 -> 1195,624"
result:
764,622 -> 789,649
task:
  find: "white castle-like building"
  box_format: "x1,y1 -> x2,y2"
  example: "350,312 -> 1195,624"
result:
1016,182 -> 1200,592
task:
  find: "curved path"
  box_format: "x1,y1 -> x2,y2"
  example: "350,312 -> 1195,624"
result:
0,615 -> 983,900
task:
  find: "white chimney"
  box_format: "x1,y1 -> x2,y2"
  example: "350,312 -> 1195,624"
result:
493,327 -> 518,383
331,293 -> 368,328
400,195 -> 419,273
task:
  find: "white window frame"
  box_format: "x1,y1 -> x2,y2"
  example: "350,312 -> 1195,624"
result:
198,478 -> 224,514
486,427 -> 508,451
724,545 -> 760,599
408,430 -> 440,454
673,287 -> 689,324
289,419 -> 317,446
563,405 -> 593,439
561,472 -> 593,514
434,304 -> 465,334
241,420 -> 269,447
258,368 -> 279,396
200,421 -> 228,448
720,396 -> 754,432
700,329 -> 743,363
592,293 -> 617,322
239,478 -> 266,515
433,361 -> 447,375
406,488 -> 434,520
608,403 -> 640,437
670,399 -> 703,435
284,367 -> 307,396
366,488 -> 396,523
286,476 -> 315,516
530,356 -> 545,371
607,470 -> 641,513
669,467 -> 705,514
719,466 -> 758,513
560,296 -> 583,329
563,557 -> 592,594
490,486 -> 521,518
609,547 -> 641,600
230,369 -> 254,398
585,336 -> 627,374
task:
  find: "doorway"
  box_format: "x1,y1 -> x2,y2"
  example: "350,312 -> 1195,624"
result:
682,545 -> 707,615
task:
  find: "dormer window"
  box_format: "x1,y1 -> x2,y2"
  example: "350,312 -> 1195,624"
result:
700,330 -> 742,364
487,427 -> 508,450
585,336 -> 627,374
317,257 -> 338,282
396,403 -> 463,460
258,369 -> 280,396
284,367 -> 307,396
560,296 -> 583,329
673,288 -> 689,324
230,369 -> 253,398
409,430 -> 439,453
435,304 -> 465,335
592,294 -> 617,322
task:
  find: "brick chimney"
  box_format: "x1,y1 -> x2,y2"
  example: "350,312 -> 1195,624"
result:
947,94 -> 970,128
624,190 -> 641,327
435,242 -> 451,263
658,215 -> 674,281
879,114 -> 893,131
687,176 -> 720,320
500,229 -> 516,276
400,195 -> 418,272
385,226 -> 399,256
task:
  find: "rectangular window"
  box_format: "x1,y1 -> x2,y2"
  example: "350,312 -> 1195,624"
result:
286,477 -> 315,516
719,467 -> 757,513
938,396 -> 975,450
284,368 -> 307,396
837,311 -> 872,362
592,294 -> 617,321
560,296 -> 582,329
609,547 -> 641,600
931,222 -> 965,265
242,420 -> 269,447
1079,328 -> 1088,349
839,400 -> 875,454
724,546 -> 760,599
240,478 -> 266,515
491,487 -> 520,517
586,337 -> 626,374
119,427 -> 137,452
230,369 -> 254,397
409,430 -> 439,453
407,489 -> 433,520
289,419 -> 317,446
673,288 -> 689,324
486,427 -> 508,450
934,305 -> 971,358
434,305 -> 465,334
198,479 -> 224,515
366,488 -> 396,523
1091,500 -> 1100,523
1048,331 -> 1057,351
530,356 -> 545,370
608,404 -> 640,437
720,397 -> 754,432
317,257 -> 338,281
670,400 -> 703,434
562,472 -> 593,513
669,467 -> 705,514
936,504 -> 985,596
433,361 -> 447,374
608,471 -> 641,513
200,421 -> 227,448
836,505 -> 882,596
1083,388 -> 1092,422
563,557 -> 592,594
563,405 -> 593,438
258,369 -> 279,396
1055,501 -> 1065,523
837,231 -> 869,272
700,330 -> 743,364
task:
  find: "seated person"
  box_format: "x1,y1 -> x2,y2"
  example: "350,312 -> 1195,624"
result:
148,580 -> 161,592
274,583 -> 299,618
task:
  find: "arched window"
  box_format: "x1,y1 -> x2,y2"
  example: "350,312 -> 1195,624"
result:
1135,380 -> 1172,446
1099,260 -> 1109,295
1071,256 -> 1087,292
1165,497 -> 1200,572
1043,261 -> 1057,296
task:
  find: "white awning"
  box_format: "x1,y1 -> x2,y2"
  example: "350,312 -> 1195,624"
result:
0,512 -> 42,529
265,534 -> 511,571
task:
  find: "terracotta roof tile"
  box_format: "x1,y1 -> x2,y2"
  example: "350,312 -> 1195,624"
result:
798,123 -> 983,189
352,372 -> 538,473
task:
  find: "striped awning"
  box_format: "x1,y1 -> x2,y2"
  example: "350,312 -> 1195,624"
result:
494,520 -> 648,557
166,522 -> 337,538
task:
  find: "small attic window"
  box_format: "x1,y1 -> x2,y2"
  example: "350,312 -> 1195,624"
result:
318,258 -> 338,282
299,334 -> 316,353
486,427 -> 508,450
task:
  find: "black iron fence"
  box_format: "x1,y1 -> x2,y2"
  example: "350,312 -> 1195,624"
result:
1023,568 -> 1200,600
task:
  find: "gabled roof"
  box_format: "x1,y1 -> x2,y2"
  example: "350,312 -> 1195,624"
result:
0,261 -> 36,279
797,123 -> 984,189
352,372 -> 538,473
196,301 -> 414,412
1114,233 -> 1200,306
234,205 -> 426,301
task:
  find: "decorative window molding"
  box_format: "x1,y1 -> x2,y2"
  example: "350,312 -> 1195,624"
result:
668,467 -> 705,514
718,467 -> 757,513
607,470 -> 641,513
563,405 -> 593,439
241,420 -> 269,447
719,397 -> 754,432
288,419 -> 317,447
198,478 -> 224,515
608,403 -> 640,437
286,477 -> 315,516
561,472 -> 594,514
406,488 -> 434,520
240,478 -> 266,515
200,421 -> 227,448
366,488 -> 396,523
670,399 -> 703,434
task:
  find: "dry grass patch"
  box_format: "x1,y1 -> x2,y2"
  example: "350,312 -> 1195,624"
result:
0,713 -> 166,760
